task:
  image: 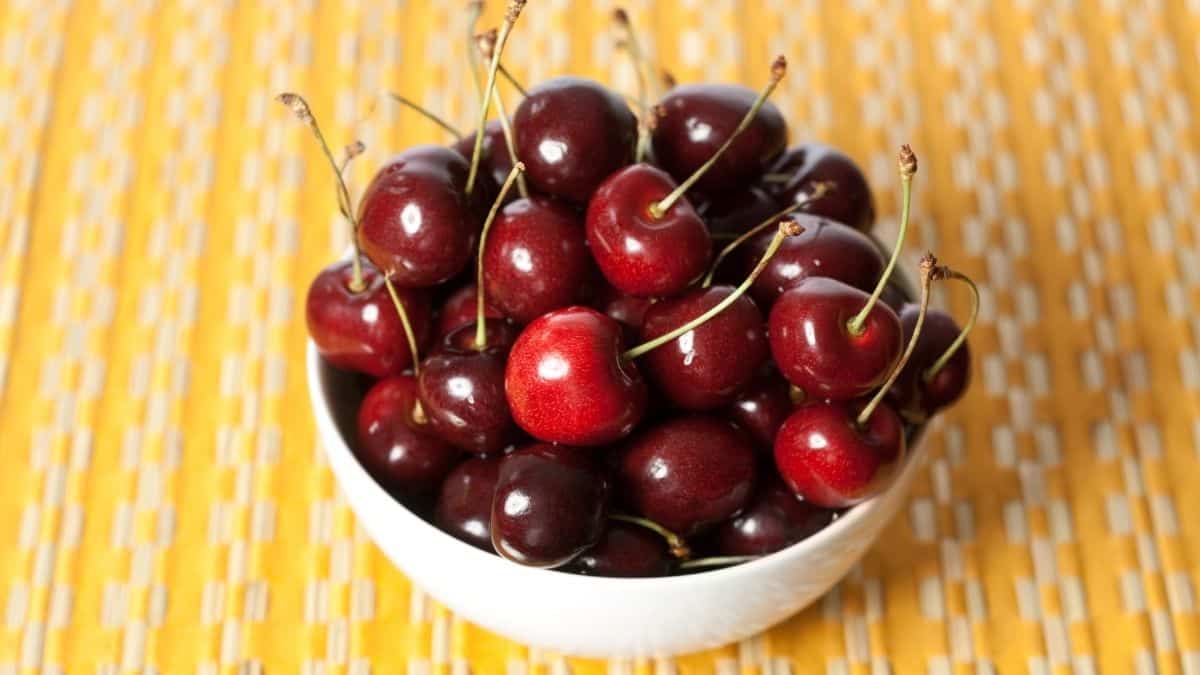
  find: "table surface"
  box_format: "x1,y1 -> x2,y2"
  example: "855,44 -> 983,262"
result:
1,0 -> 1199,673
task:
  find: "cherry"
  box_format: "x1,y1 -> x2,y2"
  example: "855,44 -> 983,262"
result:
467,28 -> 531,201
505,306 -> 648,446
774,253 -> 936,508
463,0 -> 527,197
482,196 -> 593,323
590,281 -> 654,338
417,165 -> 526,454
435,454 -> 502,552
435,282 -> 503,341
437,320 -> 521,355
616,416 -> 757,537
356,374 -> 461,496
453,120 -> 514,193
491,443 -> 609,568
697,186 -> 785,238
892,266 -> 977,421
711,476 -> 837,556
768,146 -> 918,400
651,83 -> 787,194
513,76 -> 637,203
726,366 -> 796,450
763,143 -> 875,232
586,57 -> 786,298
306,260 -> 432,377
565,521 -> 673,577
357,144 -> 487,287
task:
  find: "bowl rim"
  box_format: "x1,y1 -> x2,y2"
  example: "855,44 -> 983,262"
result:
307,339 -> 927,590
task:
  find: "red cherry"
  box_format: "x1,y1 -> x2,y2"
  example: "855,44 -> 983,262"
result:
638,284 -> 768,410
768,276 -> 902,401
435,282 -> 504,341
513,77 -> 637,203
435,454 -> 502,552
697,186 -> 785,238
652,84 -> 787,193
590,281 -> 654,337
893,265 -> 977,419
306,260 -> 432,377
505,306 -> 647,446
482,197 -> 593,323
491,443 -> 609,568
711,475 -> 838,555
357,145 -> 487,287
765,143 -> 875,232
566,521 -> 674,577
436,319 -> 520,355
418,330 -> 518,455
773,400 -> 906,508
726,367 -> 796,450
356,375 -> 461,496
585,163 -> 713,297
453,120 -> 514,193
615,415 -> 757,537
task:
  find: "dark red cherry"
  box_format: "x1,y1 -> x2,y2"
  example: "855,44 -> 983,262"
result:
358,145 -> 487,287
565,521 -> 673,577
768,277 -> 902,401
880,280 -> 912,312
697,186 -> 784,238
417,326 -> 517,454
435,454 -> 502,552
765,143 -> 875,232
436,319 -> 520,354
652,84 -> 787,194
436,283 -> 504,340
491,443 -> 609,568
482,197 -> 592,323
591,282 -> 654,339
892,306 -> 971,419
307,260 -> 432,377
739,214 -> 885,309
586,164 -> 712,297
513,77 -> 637,203
505,306 -> 647,446
638,285 -> 768,410
711,476 -> 837,556
453,121 -> 514,194
727,367 -> 795,450
616,416 -> 756,537
355,375 -> 460,496
774,400 -> 906,508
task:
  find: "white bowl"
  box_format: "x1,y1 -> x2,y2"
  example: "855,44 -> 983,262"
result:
308,341 -> 928,658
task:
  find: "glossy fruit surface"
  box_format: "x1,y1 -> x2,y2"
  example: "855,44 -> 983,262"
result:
436,283 -> 504,340
435,454 -> 502,552
892,306 -> 971,419
566,521 -> 674,577
711,476 -> 836,555
418,332 -> 517,454
356,375 -> 460,495
727,367 -> 795,450
765,143 -> 875,232
491,443 -> 609,567
307,259 -> 432,377
453,120 -> 514,193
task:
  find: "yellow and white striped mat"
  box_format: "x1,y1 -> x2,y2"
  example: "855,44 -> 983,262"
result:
1,0 -> 1198,672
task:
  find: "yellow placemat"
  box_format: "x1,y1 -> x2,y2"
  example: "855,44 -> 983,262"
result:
1,0 -> 1199,672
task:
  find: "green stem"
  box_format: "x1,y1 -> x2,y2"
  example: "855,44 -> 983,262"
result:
383,275 -> 423,377
848,146 -> 916,336
466,1 -> 485,107
677,556 -> 758,570
609,514 -> 690,559
648,56 -> 786,219
480,50 -> 529,199
499,63 -> 528,97
475,163 -> 526,349
466,1 -> 525,196
924,269 -> 979,381
389,93 -> 462,140
857,254 -> 936,427
622,219 -> 803,361
614,9 -> 651,162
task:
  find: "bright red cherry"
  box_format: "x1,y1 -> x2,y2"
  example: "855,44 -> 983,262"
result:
774,400 -> 906,508
652,84 -> 787,194
435,454 -> 502,552
482,197 -> 592,323
764,143 -> 875,232
357,145 -> 487,287
513,77 -> 637,203
616,416 -> 757,537
566,521 -> 674,577
435,282 -> 504,341
491,443 -> 609,568
726,367 -> 796,450
711,476 -> 838,555
356,375 -> 461,496
306,260 -> 432,377
505,306 -> 647,446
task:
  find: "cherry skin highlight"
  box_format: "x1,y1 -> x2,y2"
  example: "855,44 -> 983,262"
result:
435,454 -> 502,552
726,366 -> 796,451
355,375 -> 461,496
418,323 -> 519,454
711,475 -> 837,556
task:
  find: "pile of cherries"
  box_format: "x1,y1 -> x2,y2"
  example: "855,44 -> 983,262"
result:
292,2 -> 977,576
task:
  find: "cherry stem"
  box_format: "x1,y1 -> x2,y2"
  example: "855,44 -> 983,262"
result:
648,56 -> 786,219
477,30 -> 530,198
278,92 -> 366,293
498,63 -> 528,97
337,140 -> 366,175
622,219 -> 803,361
699,180 -> 835,288
466,0 -> 485,107
677,555 -> 758,570
389,93 -> 462,140
383,274 -> 423,378
660,68 -> 677,92
474,162 -> 526,350
924,267 -> 979,381
856,253 -> 936,427
466,0 -> 525,196
609,513 -> 691,560
848,145 -> 917,336
614,9 -> 651,162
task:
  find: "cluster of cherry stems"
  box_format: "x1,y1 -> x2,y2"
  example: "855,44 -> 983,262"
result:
291,1 -> 978,576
